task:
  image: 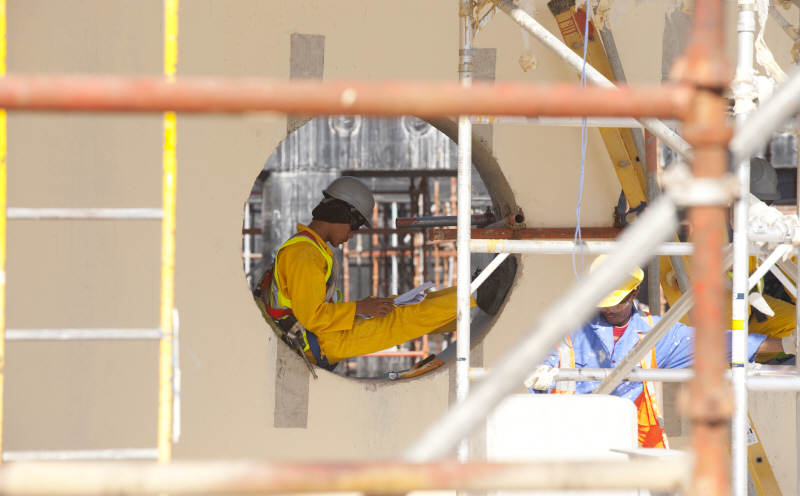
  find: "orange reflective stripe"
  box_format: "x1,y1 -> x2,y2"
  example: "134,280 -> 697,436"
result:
552,335 -> 575,394
636,317 -> 669,448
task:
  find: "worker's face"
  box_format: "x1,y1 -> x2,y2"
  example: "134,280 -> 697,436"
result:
600,289 -> 638,327
330,222 -> 355,247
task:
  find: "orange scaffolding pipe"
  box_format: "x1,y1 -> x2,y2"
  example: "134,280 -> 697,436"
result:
0,75 -> 693,118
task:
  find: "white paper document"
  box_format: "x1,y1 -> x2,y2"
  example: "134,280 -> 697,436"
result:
393,281 -> 436,306
355,282 -> 436,319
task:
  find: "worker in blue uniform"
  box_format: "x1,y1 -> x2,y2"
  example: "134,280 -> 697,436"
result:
525,255 -> 790,447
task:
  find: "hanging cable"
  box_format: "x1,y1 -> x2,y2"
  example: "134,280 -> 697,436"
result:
573,0 -> 592,281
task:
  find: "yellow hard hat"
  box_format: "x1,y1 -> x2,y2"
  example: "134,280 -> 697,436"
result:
591,255 -> 644,307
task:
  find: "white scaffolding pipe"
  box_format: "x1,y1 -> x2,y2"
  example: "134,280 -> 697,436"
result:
730,65 -> 800,165
0,459 -> 691,495
468,116 -> 682,128
491,0 -> 693,162
6,208 -> 164,220
471,366 -> 799,383
172,308 -> 181,444
470,240 -> 694,256
594,287 -> 695,394
243,202 -> 251,287
593,247 -> 733,395
748,377 -> 800,391
2,449 -> 159,462
470,253 -> 509,294
750,244 -> 792,289
404,198 -> 678,462
4,329 -> 162,340
455,0 -> 474,471
732,8 -> 756,488
768,262 -> 798,298
469,239 -> 778,256
796,114 -> 800,496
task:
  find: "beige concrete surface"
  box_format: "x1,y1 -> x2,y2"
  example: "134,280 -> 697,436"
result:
2,3 -> 798,488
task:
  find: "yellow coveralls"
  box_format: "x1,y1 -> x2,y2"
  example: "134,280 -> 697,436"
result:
722,257 -> 796,339
275,224 -> 476,365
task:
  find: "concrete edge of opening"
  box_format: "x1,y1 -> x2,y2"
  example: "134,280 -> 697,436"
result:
267,114 -> 520,428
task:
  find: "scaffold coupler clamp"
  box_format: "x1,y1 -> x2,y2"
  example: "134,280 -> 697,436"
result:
661,162 -> 741,207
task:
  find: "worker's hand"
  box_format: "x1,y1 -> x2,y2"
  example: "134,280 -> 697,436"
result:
523,364 -> 559,390
781,331 -> 797,355
355,297 -> 396,318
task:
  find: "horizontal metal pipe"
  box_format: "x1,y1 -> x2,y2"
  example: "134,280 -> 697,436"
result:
0,459 -> 690,495
7,208 -> 163,220
483,213 -> 526,230
469,366 -> 797,383
5,329 -> 162,341
470,253 -> 510,293
470,367 -> 799,383
469,240 -> 694,255
746,376 -> 800,391
396,214 -> 493,228
362,351 -> 426,357
430,227 -> 621,241
469,240 -> 776,256
0,75 -> 693,119
469,116 -> 683,128
491,0 -> 693,162
2,449 -> 159,462
354,228 -> 420,235
404,198 -> 679,461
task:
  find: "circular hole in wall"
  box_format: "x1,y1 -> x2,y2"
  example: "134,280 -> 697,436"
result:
243,115 -> 517,379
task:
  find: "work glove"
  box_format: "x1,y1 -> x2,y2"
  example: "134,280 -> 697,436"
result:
781,331 -> 797,355
748,292 -> 775,317
523,364 -> 559,390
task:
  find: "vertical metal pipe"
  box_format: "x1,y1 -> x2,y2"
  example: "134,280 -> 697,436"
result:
645,131 -> 662,316
342,237 -> 349,302
243,202 -> 251,287
158,0 -> 179,464
795,116 -> 800,496
680,0 -> 732,489
391,202 -> 398,296
0,0 -> 6,463
456,0 -> 474,470
731,4 -> 755,494
372,208 -> 379,296
403,199 -> 680,462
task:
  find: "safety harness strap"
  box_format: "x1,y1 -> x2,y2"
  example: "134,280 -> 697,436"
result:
304,331 -> 338,372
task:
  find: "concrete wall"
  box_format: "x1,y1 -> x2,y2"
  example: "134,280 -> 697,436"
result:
3,2 -> 798,487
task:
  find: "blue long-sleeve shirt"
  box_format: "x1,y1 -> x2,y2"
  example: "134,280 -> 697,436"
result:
531,312 -> 768,402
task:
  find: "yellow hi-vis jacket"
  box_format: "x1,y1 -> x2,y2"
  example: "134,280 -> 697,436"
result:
271,224 -> 355,335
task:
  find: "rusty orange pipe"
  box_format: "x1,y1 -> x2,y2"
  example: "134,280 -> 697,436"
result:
0,75 -> 694,118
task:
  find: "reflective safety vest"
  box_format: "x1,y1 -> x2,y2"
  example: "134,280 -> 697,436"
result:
551,314 -> 669,448
254,231 -> 341,369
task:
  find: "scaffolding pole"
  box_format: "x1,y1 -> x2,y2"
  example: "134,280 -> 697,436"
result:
455,0 -> 473,476
0,459 -> 690,495
677,0 -> 731,490
491,0 -> 693,162
404,198 -> 679,462
0,0 -> 6,464
730,11 -> 756,485
158,0 -> 178,465
0,75 -> 692,118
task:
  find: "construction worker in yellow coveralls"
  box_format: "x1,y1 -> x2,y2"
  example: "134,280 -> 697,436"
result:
722,157 -> 796,346
253,176 -> 516,375
524,255 -> 790,448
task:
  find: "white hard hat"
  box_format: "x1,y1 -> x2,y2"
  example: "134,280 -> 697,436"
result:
323,176 -> 375,228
